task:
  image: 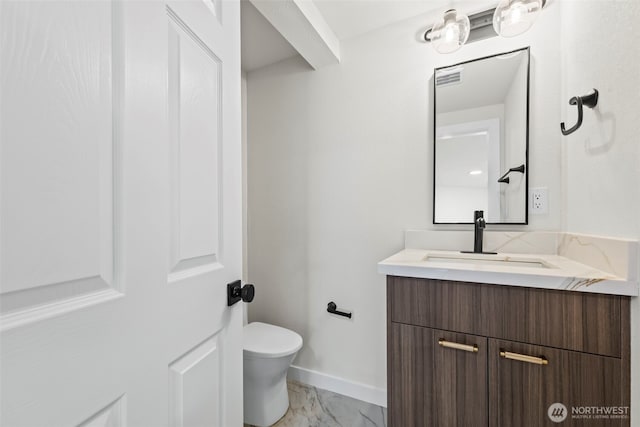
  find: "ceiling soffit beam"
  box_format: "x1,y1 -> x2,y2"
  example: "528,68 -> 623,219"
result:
248,0 -> 340,70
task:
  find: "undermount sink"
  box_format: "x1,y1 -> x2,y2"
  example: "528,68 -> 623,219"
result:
423,253 -> 555,269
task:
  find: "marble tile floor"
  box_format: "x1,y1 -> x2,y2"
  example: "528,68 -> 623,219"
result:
244,380 -> 387,427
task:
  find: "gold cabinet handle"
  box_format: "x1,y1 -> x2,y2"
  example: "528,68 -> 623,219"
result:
438,339 -> 478,353
500,350 -> 548,365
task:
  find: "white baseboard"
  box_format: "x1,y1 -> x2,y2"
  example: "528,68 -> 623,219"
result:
287,365 -> 387,408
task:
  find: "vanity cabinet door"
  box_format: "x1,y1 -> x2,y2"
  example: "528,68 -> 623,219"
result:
388,323 -> 488,427
433,330 -> 488,426
488,339 -> 627,427
388,323 -> 435,427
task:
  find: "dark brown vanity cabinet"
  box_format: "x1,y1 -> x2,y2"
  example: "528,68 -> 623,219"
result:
387,276 -> 631,427
489,339 -> 625,427
389,323 -> 488,426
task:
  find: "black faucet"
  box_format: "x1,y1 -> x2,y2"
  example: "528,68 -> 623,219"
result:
473,210 -> 486,253
462,210 -> 497,255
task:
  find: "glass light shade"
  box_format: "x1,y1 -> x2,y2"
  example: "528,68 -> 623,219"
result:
493,0 -> 543,37
430,9 -> 470,54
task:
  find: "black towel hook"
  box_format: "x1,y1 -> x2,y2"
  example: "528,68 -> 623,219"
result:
497,164 -> 525,184
561,89 -> 598,136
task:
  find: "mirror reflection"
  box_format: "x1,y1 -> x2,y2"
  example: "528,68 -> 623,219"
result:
434,47 -> 529,224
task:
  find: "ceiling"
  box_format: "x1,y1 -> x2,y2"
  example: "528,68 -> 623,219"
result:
312,0 -> 446,41
241,0 -> 299,72
241,0 -> 499,72
436,49 -> 528,113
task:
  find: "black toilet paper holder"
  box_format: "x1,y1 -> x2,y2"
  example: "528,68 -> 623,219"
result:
327,301 -> 352,319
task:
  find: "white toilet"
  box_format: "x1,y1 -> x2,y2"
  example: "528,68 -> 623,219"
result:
243,322 -> 303,427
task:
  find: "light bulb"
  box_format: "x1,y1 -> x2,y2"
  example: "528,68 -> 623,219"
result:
509,4 -> 525,23
444,24 -> 458,42
430,9 -> 470,54
493,0 -> 543,38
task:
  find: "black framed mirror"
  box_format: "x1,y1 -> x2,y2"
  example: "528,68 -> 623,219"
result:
433,47 -> 530,224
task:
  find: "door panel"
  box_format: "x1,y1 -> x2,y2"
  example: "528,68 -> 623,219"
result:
0,1 -> 242,426
169,335 -> 221,427
434,331 -> 488,426
167,7 -> 222,278
78,397 -> 126,427
489,339 -> 625,427
388,322 -> 435,427
388,323 -> 488,427
164,2 -> 242,426
0,0 -> 120,329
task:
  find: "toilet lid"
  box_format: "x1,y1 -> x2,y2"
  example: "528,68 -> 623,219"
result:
243,322 -> 303,358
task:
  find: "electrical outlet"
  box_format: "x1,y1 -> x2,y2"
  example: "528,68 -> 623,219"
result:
530,187 -> 548,214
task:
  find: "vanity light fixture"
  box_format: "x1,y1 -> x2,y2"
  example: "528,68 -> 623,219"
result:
429,9 -> 470,54
493,0 -> 546,37
469,170 -> 483,175
423,1 -> 546,52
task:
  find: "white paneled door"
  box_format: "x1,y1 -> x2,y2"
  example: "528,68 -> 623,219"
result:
0,1 -> 243,426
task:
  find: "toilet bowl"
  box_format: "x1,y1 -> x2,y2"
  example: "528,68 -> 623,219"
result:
243,322 -> 303,427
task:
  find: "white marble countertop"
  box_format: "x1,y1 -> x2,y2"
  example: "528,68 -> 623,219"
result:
378,231 -> 638,296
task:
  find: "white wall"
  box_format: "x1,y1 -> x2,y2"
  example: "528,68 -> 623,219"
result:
503,57 -> 528,221
436,186 -> 488,222
436,105 -> 504,222
242,72 -> 248,280
560,0 -> 640,419
241,71 -> 249,326
246,3 -> 562,395
437,103 -> 505,128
